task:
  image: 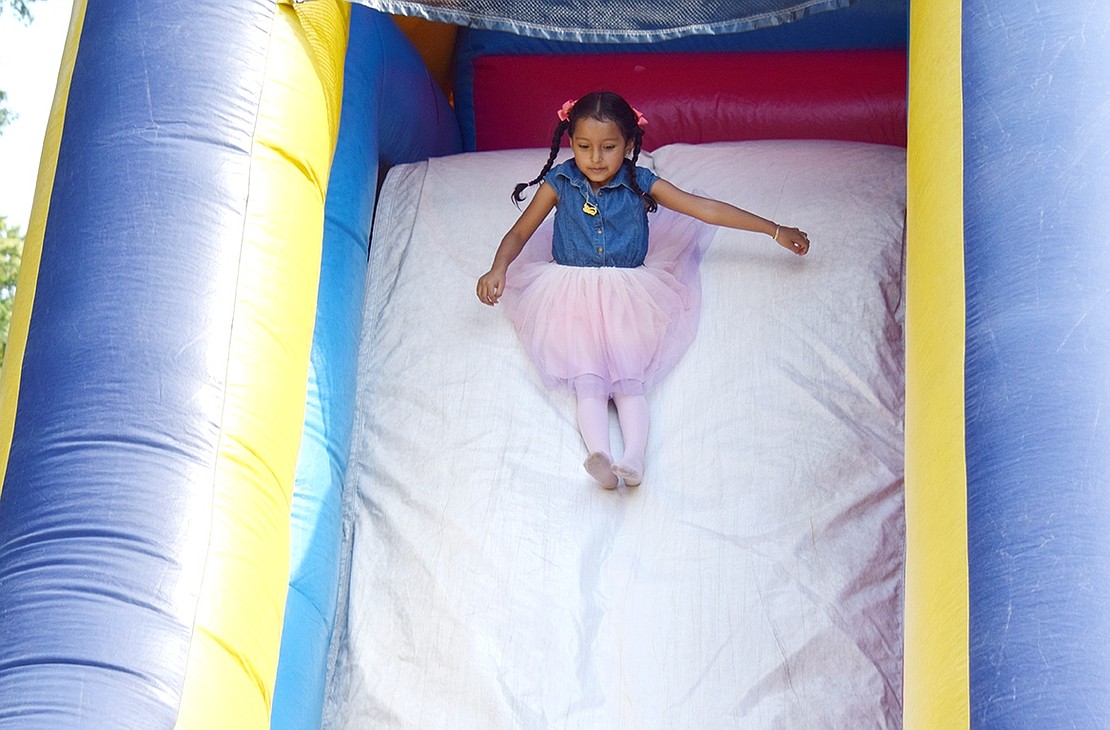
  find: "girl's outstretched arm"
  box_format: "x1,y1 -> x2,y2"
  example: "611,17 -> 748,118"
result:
477,183 -> 558,305
650,179 -> 810,256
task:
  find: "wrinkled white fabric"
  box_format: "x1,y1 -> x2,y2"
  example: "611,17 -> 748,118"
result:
324,141 -> 906,729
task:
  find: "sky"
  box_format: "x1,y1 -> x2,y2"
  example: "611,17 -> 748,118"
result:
0,0 -> 72,233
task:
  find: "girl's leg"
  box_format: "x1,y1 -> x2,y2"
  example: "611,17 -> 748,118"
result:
576,392 -> 617,489
612,393 -> 649,486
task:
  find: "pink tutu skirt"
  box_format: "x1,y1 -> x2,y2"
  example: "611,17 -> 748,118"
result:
503,209 -> 712,398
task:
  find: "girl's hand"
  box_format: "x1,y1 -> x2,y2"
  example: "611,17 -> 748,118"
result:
774,225 -> 810,256
477,267 -> 506,306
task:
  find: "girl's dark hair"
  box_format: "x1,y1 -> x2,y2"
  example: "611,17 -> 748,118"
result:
512,91 -> 657,212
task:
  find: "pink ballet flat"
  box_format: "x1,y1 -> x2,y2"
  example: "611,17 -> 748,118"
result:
611,462 -> 643,487
584,452 -> 618,490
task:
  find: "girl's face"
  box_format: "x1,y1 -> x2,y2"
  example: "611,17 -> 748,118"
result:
570,117 -> 634,190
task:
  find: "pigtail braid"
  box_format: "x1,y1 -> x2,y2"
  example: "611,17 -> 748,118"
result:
626,131 -> 657,213
512,120 -> 570,204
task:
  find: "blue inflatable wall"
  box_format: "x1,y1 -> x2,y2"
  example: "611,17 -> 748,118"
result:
0,1 -> 1107,728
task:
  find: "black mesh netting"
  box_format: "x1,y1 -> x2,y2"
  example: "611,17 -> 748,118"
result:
346,0 -> 854,42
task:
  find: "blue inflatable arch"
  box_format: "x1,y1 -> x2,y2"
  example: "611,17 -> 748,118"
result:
0,1 -> 1107,728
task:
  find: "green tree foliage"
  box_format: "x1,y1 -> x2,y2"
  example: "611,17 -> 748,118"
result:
0,90 -> 15,134
0,217 -> 24,367
1,1 -> 41,135
1,0 -> 38,363
0,0 -> 39,22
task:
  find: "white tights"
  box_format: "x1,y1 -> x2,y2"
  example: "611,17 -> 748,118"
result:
575,391 -> 648,486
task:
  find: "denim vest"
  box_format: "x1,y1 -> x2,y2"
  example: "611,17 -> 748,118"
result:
542,160 -> 658,268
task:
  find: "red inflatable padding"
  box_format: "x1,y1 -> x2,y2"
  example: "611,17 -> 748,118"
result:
472,50 -> 907,150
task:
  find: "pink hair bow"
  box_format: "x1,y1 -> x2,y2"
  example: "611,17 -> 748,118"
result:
632,107 -> 648,129
557,99 -> 576,122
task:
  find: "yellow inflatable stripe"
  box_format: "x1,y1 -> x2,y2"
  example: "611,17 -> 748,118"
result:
0,0 -> 87,497
903,0 -> 970,727
174,5 -> 348,728
291,0 -> 350,146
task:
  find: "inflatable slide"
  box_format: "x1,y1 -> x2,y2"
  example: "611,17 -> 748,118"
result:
0,0 -> 1107,728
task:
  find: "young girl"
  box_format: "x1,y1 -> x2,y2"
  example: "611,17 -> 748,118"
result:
476,91 -> 809,490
